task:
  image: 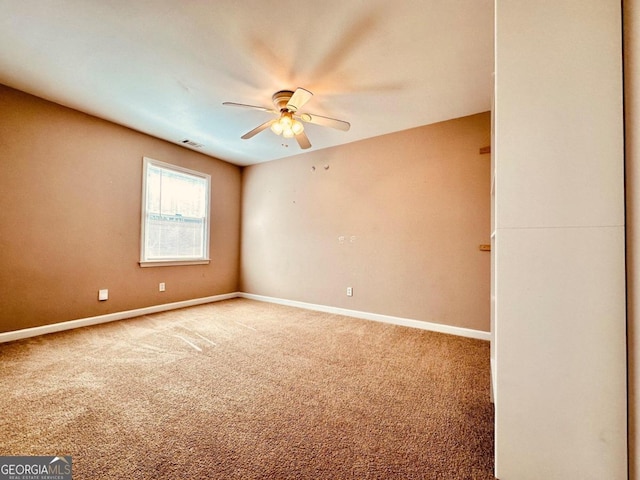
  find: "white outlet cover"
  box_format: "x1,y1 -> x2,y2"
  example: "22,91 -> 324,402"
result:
98,289 -> 108,301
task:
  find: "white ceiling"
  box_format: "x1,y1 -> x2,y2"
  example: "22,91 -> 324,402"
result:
0,0 -> 494,166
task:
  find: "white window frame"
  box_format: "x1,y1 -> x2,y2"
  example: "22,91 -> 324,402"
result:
139,157 -> 211,267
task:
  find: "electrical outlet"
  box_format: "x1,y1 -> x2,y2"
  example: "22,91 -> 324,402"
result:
347,287 -> 353,297
159,282 -> 166,292
98,289 -> 109,301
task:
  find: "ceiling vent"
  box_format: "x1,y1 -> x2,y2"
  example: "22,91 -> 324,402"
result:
180,139 -> 203,148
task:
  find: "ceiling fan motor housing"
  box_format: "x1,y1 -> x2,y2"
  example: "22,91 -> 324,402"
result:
272,90 -> 295,111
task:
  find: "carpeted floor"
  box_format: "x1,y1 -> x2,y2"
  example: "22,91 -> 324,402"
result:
0,298 -> 494,479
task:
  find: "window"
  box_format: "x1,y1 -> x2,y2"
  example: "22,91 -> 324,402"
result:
140,157 -> 210,267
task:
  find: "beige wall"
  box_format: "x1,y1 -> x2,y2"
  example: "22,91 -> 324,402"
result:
625,0 -> 640,477
241,112 -> 491,332
0,85 -> 242,333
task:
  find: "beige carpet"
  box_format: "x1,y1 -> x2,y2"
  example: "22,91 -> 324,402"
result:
0,298 -> 494,479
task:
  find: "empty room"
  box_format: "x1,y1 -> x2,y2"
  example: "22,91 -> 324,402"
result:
0,1 -> 636,479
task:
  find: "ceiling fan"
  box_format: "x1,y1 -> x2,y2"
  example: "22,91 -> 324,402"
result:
223,88 -> 350,149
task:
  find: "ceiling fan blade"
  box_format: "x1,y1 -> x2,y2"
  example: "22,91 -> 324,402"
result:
223,102 -> 276,114
286,88 -> 313,112
299,112 -> 350,131
295,131 -> 312,149
241,119 -> 276,139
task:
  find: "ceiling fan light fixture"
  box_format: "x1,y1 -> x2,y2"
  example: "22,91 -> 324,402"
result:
291,120 -> 304,135
280,114 -> 293,128
270,112 -> 304,137
282,128 -> 295,139
270,121 -> 283,135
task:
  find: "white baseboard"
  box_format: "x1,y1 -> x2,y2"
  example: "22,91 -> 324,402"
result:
0,292 -> 241,343
238,293 -> 491,341
0,291 -> 490,343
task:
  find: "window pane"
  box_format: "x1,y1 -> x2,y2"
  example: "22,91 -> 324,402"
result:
145,214 -> 205,259
146,165 -> 162,214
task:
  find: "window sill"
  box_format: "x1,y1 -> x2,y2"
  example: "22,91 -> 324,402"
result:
139,259 -> 210,268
